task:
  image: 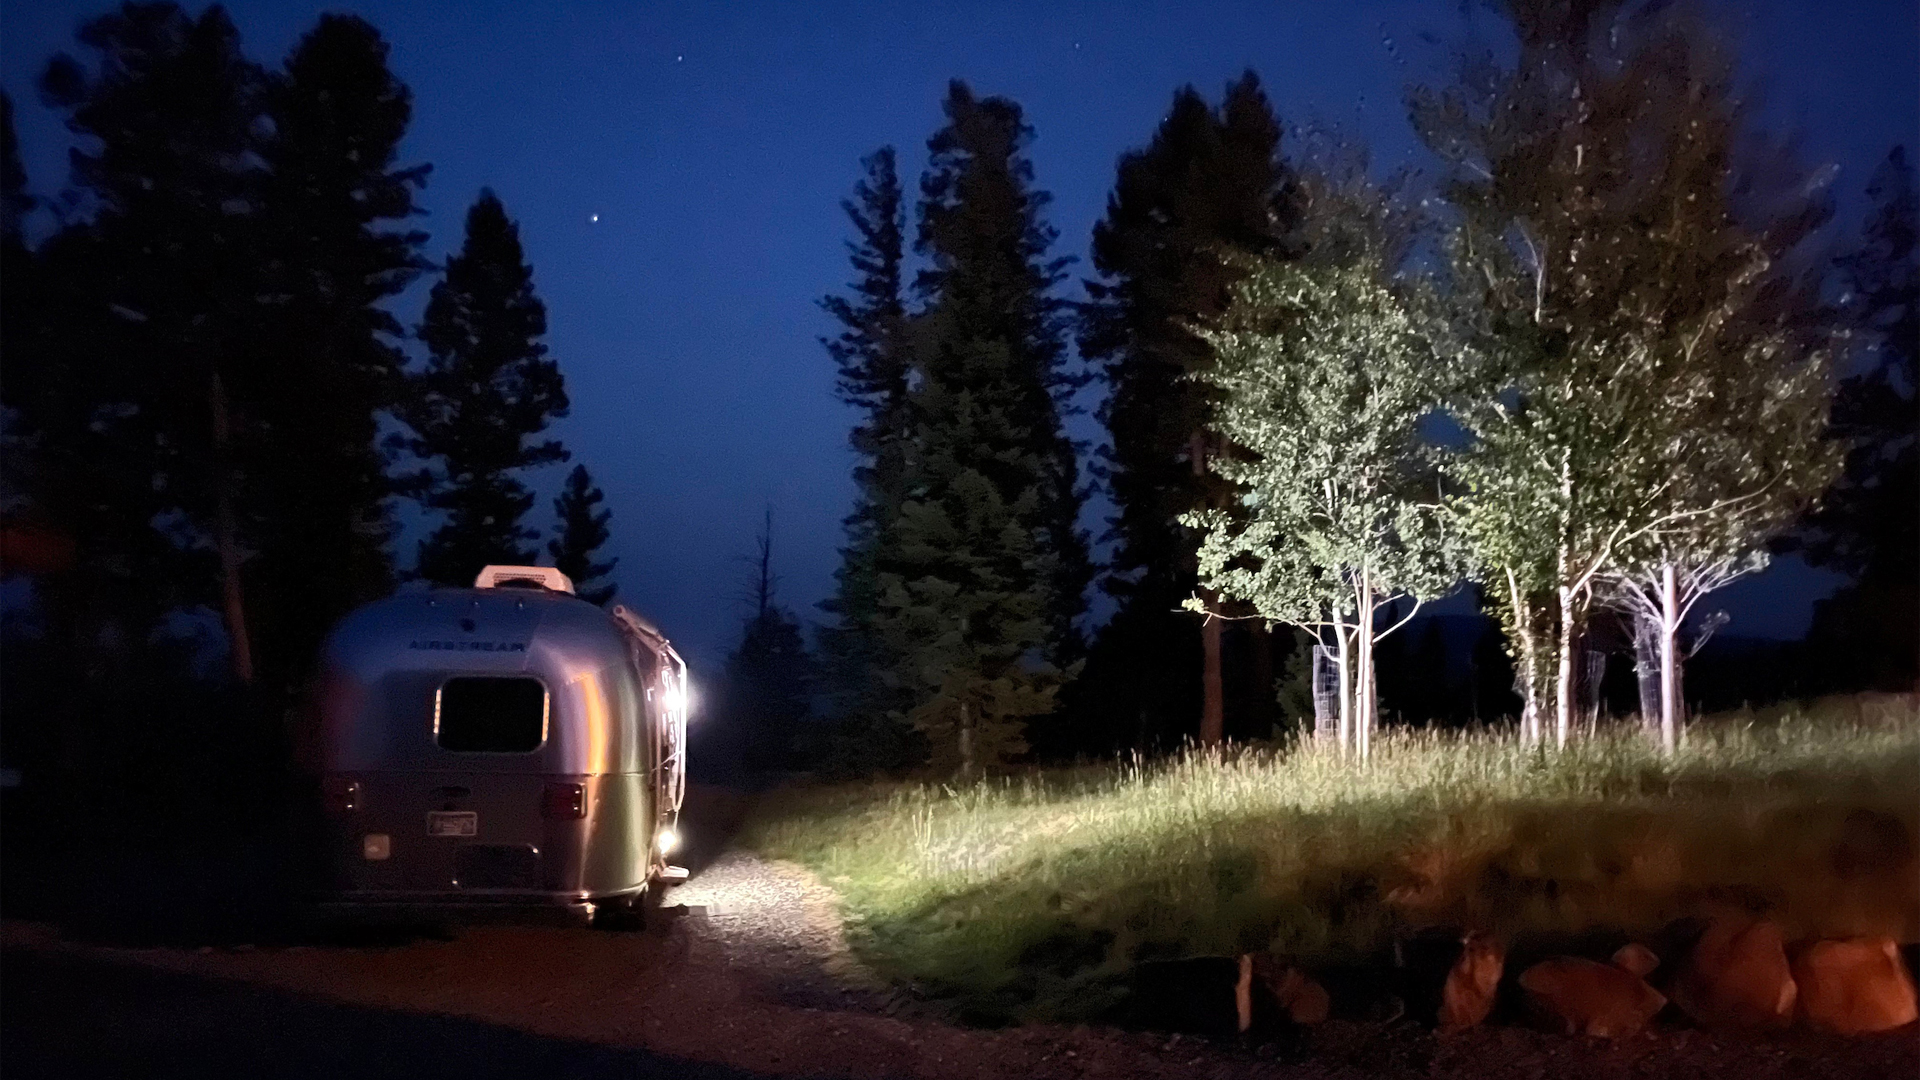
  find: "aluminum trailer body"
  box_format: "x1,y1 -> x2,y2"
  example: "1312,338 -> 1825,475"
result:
305,567 -> 687,923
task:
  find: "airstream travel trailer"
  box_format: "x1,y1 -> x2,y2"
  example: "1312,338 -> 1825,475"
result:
306,565 -> 689,924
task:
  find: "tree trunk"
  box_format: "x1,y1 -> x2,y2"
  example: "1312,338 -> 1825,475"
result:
1355,571 -> 1375,764
1555,582 -> 1576,749
1632,606 -> 1661,735
1552,452 -> 1573,748
1200,612 -> 1224,746
1357,621 -> 1374,763
1191,430 -> 1224,746
1335,617 -> 1353,757
1659,563 -> 1680,755
210,372 -> 253,686
1507,568 -> 1541,745
958,699 -> 974,778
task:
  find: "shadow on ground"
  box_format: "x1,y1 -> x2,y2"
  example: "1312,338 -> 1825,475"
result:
0,948 -> 774,1080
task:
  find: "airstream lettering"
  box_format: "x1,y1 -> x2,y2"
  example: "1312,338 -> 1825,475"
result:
306,565 -> 688,924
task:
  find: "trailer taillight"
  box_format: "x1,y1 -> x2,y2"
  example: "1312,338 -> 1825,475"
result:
323,777 -> 360,814
542,782 -> 585,820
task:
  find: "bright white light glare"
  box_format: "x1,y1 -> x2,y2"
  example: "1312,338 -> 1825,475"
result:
664,679 -> 692,717
657,827 -> 680,855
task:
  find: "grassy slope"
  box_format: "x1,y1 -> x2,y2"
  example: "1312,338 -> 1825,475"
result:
741,695 -> 1920,1022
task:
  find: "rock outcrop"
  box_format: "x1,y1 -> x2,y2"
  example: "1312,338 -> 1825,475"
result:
1518,956 -> 1668,1038
1249,954 -> 1330,1026
1438,932 -> 1505,1029
1670,918 -> 1796,1029
1791,937 -> 1919,1034
1611,942 -> 1660,979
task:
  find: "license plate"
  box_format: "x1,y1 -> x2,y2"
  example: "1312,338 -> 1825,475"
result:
428,811 -> 477,837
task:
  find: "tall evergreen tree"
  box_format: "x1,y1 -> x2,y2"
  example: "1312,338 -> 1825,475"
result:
817,146 -> 911,722
1797,147 -> 1918,691
1078,73 -> 1294,749
247,14 -> 428,692
547,463 -> 618,604
403,190 -> 569,585
27,4 -> 265,680
1,91 -> 34,428
1,92 -> 27,252
913,81 -> 1090,662
870,82 -> 1087,773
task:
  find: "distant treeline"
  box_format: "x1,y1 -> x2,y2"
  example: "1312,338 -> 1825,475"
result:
800,0 -> 1915,775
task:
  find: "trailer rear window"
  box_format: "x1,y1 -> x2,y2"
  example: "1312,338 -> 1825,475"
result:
435,677 -> 548,753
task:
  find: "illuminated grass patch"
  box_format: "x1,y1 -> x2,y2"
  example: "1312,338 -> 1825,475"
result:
742,695 -> 1920,1023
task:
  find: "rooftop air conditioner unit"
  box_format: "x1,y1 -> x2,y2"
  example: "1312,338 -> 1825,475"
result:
472,565 -> 575,594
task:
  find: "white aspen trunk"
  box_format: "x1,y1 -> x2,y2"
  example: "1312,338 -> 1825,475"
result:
1553,450 -> 1574,749
1356,568 -> 1374,764
1659,563 -> 1681,756
1555,581 -> 1576,750
1335,615 -> 1353,758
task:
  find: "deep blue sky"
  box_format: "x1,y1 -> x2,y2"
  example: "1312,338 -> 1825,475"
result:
4,1 -> 1915,666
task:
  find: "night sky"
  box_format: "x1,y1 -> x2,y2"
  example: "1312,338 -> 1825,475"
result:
4,1 -> 1915,667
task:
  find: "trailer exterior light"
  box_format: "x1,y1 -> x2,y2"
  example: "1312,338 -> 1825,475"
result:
664,683 -> 690,716
657,827 -> 680,855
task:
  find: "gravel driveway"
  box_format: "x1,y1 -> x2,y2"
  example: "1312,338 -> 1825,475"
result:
662,850 -> 892,1012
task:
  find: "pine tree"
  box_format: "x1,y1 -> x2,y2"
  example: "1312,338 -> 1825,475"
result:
818,146 -> 911,723
1798,147 -> 1918,692
1,91 -> 34,423
1079,73 -> 1294,748
247,14 -> 428,692
403,190 -> 569,586
1,92 -> 27,251
547,463 -> 618,604
29,4 -> 266,679
871,82 -> 1087,773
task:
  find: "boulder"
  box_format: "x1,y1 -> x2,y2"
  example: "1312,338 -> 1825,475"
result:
1249,954 -> 1330,1026
1791,937 -> 1919,1034
1518,956 -> 1667,1038
1670,918 -> 1796,1029
1612,943 -> 1661,979
1438,932 -> 1505,1029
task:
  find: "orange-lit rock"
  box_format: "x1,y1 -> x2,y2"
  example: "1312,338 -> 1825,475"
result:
1671,918 -> 1797,1029
1438,932 -> 1504,1029
1518,956 -> 1667,1038
1791,937 -> 1919,1034
1250,954 -> 1330,1025
1612,942 -> 1660,979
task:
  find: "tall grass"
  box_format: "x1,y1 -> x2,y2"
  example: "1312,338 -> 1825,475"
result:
743,696 -> 1920,1022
